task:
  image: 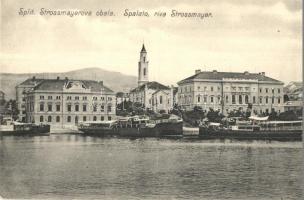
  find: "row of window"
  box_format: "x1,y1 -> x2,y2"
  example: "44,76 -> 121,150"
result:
39,95 -> 113,101
39,115 -> 112,123
181,95 -> 281,105
39,104 -> 112,112
179,85 -> 281,94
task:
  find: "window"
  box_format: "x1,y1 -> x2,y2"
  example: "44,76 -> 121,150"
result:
266,97 -> 268,104
232,95 -> 236,104
245,95 -> 249,104
260,97 -> 262,104
259,88 -> 262,93
253,96 -> 256,104
278,89 -> 281,94
48,116 -> 52,122
101,116 -> 104,121
272,97 -> 274,104
83,105 -> 87,112
239,95 -> 242,104
67,116 -> 71,122
218,87 -> 220,91
56,116 -> 60,122
144,68 -> 146,76
278,97 -> 281,104
160,96 -> 163,104
40,103 -> 44,111
75,96 -> 79,100
67,104 -> 71,112
56,105 -> 60,112
107,106 -> 112,112
226,96 -> 229,103
272,89 -> 274,94
48,104 -> 52,112
40,96 -> 44,100
67,96 -> 72,100
108,116 -> 112,121
218,96 -> 221,104
108,97 -> 112,101
48,96 -> 52,100
75,105 -> 79,112
75,116 -> 78,124
210,96 -> 214,103
93,116 -> 97,121
40,116 -> 44,122
100,105 -> 105,112
83,96 -> 87,100
56,96 -> 61,100
93,105 -> 97,112
266,88 -> 268,93
83,116 -> 87,121
197,96 -> 201,103
101,97 -> 105,101
211,87 -> 213,92
93,96 -> 97,101
204,96 -> 207,103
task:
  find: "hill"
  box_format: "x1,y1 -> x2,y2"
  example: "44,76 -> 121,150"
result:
0,67 -> 137,100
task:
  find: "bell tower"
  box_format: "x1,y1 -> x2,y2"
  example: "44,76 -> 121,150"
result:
138,44 -> 149,86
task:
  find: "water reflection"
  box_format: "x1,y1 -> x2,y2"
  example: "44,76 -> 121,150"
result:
0,134 -> 302,199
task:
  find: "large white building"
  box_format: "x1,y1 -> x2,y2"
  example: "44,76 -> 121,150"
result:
24,77 -> 116,128
177,70 -> 284,115
129,44 -> 176,113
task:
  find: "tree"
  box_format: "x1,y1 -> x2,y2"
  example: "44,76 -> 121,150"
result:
206,108 -> 224,123
277,110 -> 299,121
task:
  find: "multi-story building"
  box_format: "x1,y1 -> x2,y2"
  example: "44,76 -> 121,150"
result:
177,70 -> 284,115
25,77 -> 116,128
284,81 -> 302,101
16,77 -> 44,122
129,44 -> 175,113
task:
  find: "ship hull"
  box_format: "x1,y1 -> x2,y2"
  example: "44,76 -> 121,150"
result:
0,125 -> 50,136
118,121 -> 183,138
78,128 -> 118,136
199,127 -> 302,141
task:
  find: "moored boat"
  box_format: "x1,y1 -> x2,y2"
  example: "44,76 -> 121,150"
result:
117,115 -> 183,138
78,120 -> 118,136
0,117 -> 50,136
199,120 -> 302,141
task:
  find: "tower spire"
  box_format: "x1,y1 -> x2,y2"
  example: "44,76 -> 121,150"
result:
138,44 -> 149,86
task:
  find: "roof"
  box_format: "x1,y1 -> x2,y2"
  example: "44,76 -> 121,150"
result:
141,44 -> 146,53
178,71 -> 283,84
130,81 -> 170,92
152,89 -> 169,96
18,78 -> 44,87
31,79 -> 114,93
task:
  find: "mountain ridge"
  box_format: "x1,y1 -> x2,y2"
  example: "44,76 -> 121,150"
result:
0,67 -> 137,100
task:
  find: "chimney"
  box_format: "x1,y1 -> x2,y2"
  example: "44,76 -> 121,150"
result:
57,76 -> 60,80
195,69 -> 201,74
212,70 -> 218,74
32,76 -> 36,80
244,71 -> 249,75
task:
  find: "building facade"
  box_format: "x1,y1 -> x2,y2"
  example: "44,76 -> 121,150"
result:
129,44 -> 176,113
177,70 -> 284,115
16,77 -> 44,122
25,78 -> 116,128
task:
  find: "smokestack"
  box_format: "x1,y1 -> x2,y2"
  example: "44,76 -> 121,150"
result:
195,69 -> 201,74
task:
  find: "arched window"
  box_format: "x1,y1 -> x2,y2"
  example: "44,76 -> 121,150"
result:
48,116 -> 52,122
93,116 -> 97,121
143,68 -> 146,76
56,116 -> 60,122
67,116 -> 71,122
232,95 -> 236,104
245,95 -> 249,104
40,116 -> 44,122
239,95 -> 242,104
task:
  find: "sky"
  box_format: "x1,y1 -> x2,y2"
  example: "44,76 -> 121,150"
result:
1,0 -> 302,85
